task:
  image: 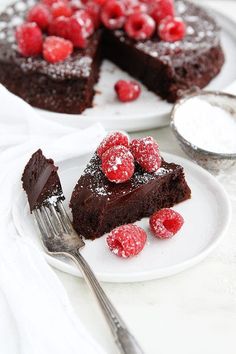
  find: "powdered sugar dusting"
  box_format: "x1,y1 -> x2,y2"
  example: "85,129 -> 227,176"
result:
73,153 -> 172,200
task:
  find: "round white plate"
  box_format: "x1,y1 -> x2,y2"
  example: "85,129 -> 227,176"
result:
37,9 -> 236,132
12,152 -> 231,283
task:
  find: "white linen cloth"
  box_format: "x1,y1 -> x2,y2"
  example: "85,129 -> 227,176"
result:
0,84 -> 107,354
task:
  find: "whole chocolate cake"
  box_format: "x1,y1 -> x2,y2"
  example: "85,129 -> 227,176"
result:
70,153 -> 191,240
0,0 -> 224,113
22,149 -> 64,211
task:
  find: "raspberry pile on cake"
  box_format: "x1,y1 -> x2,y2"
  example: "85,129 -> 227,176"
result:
0,0 -> 224,113
70,132 -> 191,240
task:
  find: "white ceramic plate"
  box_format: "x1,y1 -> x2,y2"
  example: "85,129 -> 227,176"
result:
37,9 -> 236,132
12,152 -> 231,283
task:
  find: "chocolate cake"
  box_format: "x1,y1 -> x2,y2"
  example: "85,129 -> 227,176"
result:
22,149 -> 64,211
0,0 -> 224,113
103,1 -> 225,102
70,154 -> 191,240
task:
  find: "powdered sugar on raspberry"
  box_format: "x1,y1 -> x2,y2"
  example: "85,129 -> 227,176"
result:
97,132 -> 129,158
107,224 -> 147,258
149,208 -> 184,239
101,145 -> 134,183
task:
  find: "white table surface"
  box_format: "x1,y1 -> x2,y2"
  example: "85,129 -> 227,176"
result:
1,1 -> 236,353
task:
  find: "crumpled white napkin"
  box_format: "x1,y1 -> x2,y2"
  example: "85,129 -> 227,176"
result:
0,85 -> 107,354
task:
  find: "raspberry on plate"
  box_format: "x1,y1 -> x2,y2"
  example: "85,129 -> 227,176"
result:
149,208 -> 184,239
101,0 -> 126,30
68,10 -> 94,47
48,16 -> 71,38
130,136 -> 161,173
43,36 -> 73,63
51,1 -> 73,18
149,0 -> 175,24
97,132 -> 129,158
101,145 -> 134,183
158,16 -> 186,42
115,80 -> 141,102
27,4 -> 52,30
15,23 -> 43,57
107,224 -> 147,258
125,13 -> 155,40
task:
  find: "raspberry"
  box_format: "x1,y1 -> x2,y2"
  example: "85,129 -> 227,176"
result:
124,0 -> 148,15
101,145 -> 134,183
42,0 -> 68,6
115,80 -> 141,102
84,1 -> 101,29
158,16 -> 186,42
149,208 -> 184,239
51,1 -> 72,18
125,13 -> 155,41
130,136 -> 161,173
15,23 -> 43,57
43,36 -> 73,63
26,4 -> 52,30
149,0 -> 175,24
48,16 -> 70,38
107,224 -> 147,258
101,0 -> 126,30
68,10 -> 94,47
97,132 -> 129,158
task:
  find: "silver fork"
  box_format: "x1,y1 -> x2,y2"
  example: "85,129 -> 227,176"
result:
33,197 -> 144,354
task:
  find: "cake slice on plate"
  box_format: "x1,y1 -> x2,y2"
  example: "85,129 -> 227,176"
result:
70,134 -> 191,240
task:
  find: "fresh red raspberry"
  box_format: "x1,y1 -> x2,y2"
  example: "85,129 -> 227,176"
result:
15,23 -> 43,57
124,0 -> 148,15
51,1 -> 73,18
149,0 -> 175,24
26,4 -> 52,30
115,80 -> 141,102
84,1 -> 101,29
101,0 -> 126,30
130,136 -> 161,173
97,132 -> 129,158
68,10 -> 94,47
48,16 -> 70,38
149,208 -> 184,239
101,145 -> 134,183
107,224 -> 147,258
125,13 -> 155,41
42,0 -> 68,6
43,36 -> 73,63
158,16 -> 186,42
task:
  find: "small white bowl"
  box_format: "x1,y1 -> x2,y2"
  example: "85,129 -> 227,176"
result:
170,90 -> 236,173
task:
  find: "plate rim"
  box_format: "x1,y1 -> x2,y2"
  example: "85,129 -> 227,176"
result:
12,152 -> 232,283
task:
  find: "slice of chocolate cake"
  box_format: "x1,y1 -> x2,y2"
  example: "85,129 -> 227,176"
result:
70,154 -> 191,240
22,149 -> 64,211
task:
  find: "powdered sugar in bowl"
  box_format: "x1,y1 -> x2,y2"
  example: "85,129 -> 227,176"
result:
170,91 -> 236,173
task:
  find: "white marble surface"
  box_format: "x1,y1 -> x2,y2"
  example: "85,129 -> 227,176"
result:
1,1 -> 236,353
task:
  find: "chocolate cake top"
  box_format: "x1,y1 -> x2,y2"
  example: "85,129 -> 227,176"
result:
112,1 -> 220,67
0,0 -> 220,80
70,153 -> 182,206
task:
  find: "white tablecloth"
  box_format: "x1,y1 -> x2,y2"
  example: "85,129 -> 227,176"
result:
0,1 -> 236,353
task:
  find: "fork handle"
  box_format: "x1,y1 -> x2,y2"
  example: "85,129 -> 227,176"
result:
69,250 -> 144,354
